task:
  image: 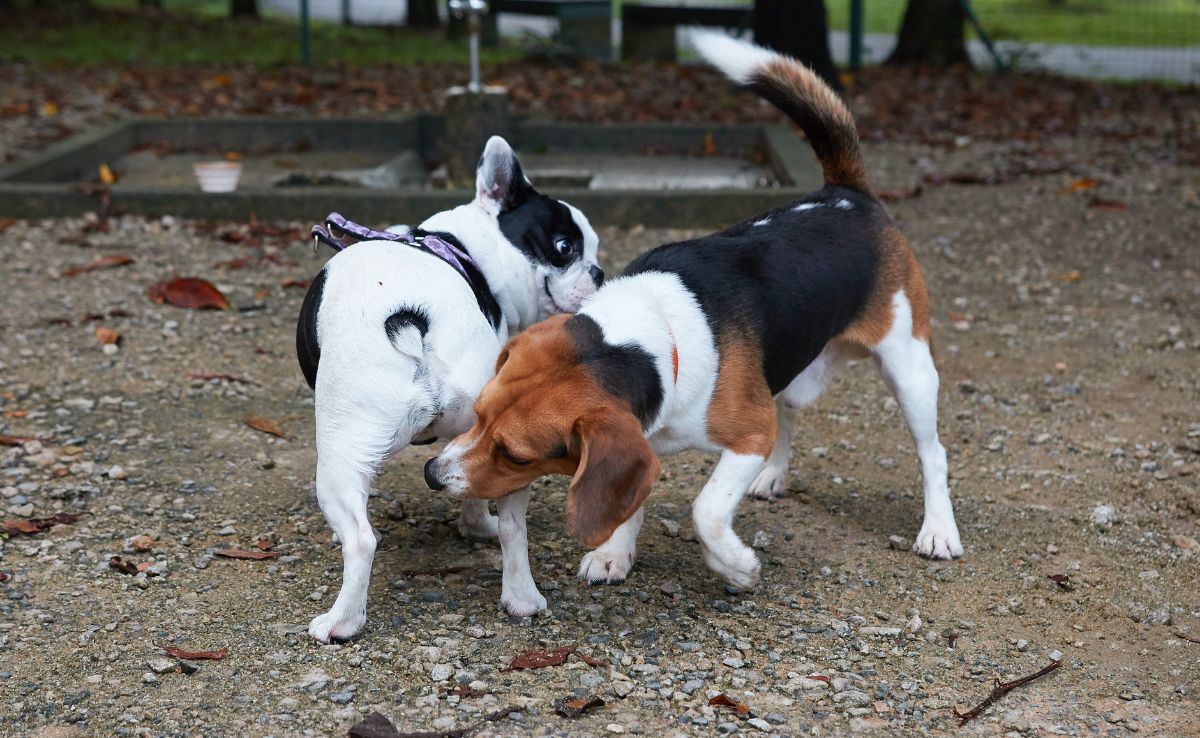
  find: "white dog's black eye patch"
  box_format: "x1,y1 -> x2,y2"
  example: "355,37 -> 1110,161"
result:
499,194 -> 586,270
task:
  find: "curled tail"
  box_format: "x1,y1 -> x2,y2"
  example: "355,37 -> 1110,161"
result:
691,31 -> 870,192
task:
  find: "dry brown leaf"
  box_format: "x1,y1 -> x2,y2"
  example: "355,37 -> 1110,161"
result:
95,326 -> 121,345
1089,197 -> 1127,211
0,217 -> 16,233
501,645 -> 604,671
148,277 -> 230,310
3,410 -> 28,418
1062,177 -> 1098,193
1059,270 -> 1084,283
2,512 -> 84,535
109,556 -> 140,575
0,434 -> 41,446
245,415 -> 287,438
62,254 -> 134,277
554,695 -> 605,719
214,548 -> 280,560
708,692 -> 751,716
159,644 -> 229,660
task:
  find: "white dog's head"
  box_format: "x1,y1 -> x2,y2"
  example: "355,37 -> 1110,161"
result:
422,136 -> 603,326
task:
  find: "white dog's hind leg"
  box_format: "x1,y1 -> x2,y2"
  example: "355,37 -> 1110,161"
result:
693,451 -> 766,589
457,498 -> 499,541
872,293 -> 962,559
308,453 -> 379,643
496,489 -> 547,616
578,507 -> 643,583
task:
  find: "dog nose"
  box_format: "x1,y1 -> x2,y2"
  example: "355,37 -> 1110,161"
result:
423,458 -> 446,491
588,264 -> 604,287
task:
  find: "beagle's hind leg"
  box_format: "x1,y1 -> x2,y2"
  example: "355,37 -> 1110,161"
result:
871,292 -> 962,559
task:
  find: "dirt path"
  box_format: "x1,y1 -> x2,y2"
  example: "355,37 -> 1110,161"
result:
0,143 -> 1197,737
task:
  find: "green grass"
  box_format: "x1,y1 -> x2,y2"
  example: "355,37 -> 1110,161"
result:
610,0 -> 1198,48
826,0 -> 1200,48
0,1 -> 523,66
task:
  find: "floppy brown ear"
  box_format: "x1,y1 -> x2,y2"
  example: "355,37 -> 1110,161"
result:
494,347 -> 510,373
567,407 -> 661,548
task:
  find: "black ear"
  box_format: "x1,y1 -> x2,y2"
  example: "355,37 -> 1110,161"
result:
475,136 -> 535,213
567,407 -> 660,548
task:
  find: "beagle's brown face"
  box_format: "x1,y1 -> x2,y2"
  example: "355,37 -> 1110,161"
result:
424,315 -> 661,547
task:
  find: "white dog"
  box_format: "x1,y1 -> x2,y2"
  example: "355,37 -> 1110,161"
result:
296,137 -> 602,641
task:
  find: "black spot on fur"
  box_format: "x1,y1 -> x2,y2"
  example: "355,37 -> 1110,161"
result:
498,193 -> 585,270
295,268 -> 327,390
384,307 -> 430,343
565,314 -> 664,428
623,186 -> 883,394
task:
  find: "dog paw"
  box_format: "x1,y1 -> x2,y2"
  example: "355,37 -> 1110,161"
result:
308,609 -> 365,643
702,542 -> 761,590
912,519 -> 964,559
501,590 -> 547,617
578,549 -> 635,584
457,511 -> 500,541
747,464 -> 789,500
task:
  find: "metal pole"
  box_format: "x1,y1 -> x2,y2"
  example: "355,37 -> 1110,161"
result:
959,0 -> 1007,72
468,17 -> 482,92
341,0 -> 350,26
299,0 -> 311,65
849,0 -> 863,71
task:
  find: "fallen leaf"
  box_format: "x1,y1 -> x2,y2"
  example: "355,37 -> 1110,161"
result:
130,535 -> 156,551
0,217 -> 18,232
209,73 -> 233,87
245,415 -> 287,438
158,644 -> 228,660
214,548 -> 280,560
402,565 -> 474,577
99,163 -> 117,185
109,556 -> 140,575
1059,270 -> 1084,283
703,131 -> 717,157
1088,197 -> 1127,211
1,512 -> 84,535
499,645 -> 605,671
554,695 -> 605,719
1062,177 -> 1098,193
225,151 -> 241,161
0,434 -> 42,446
148,277 -> 230,310
281,278 -> 310,289
348,712 -> 400,738
806,674 -> 831,683
62,254 -> 134,277
1047,574 -> 1075,591
709,693 -> 751,716
3,410 -> 28,418
40,100 -> 58,116
441,685 -> 492,698
95,326 -> 121,345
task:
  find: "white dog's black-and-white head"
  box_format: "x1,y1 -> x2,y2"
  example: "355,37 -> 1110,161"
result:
420,136 -> 603,326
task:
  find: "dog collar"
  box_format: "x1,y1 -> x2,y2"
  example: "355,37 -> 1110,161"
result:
311,212 -> 503,329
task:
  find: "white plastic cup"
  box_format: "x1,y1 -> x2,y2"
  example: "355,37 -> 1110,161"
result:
193,161 -> 243,193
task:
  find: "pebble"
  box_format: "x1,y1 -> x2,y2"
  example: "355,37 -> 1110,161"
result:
107,464 -> 127,480
147,659 -> 177,674
605,723 -> 625,734
430,664 -> 452,681
887,534 -> 909,550
747,717 -> 771,732
859,626 -> 903,637
216,525 -> 236,536
1049,650 -> 1064,662
1089,506 -> 1113,528
328,691 -> 355,704
832,690 -> 872,706
722,657 -> 745,669
658,518 -> 680,537
660,578 -> 681,595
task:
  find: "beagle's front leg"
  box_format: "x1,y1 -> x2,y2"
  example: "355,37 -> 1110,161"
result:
496,488 -> 547,617
692,451 -> 766,589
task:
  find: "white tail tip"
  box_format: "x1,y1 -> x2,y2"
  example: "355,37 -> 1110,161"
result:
689,29 -> 780,85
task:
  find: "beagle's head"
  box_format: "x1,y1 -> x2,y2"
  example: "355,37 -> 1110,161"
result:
423,314 -> 661,547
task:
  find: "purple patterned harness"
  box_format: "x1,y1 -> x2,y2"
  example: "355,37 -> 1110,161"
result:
311,212 -> 503,329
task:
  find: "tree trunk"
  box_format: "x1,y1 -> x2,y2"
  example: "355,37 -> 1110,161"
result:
138,0 -> 162,9
408,0 -> 440,28
230,0 -> 258,19
753,0 -> 842,91
887,0 -> 969,66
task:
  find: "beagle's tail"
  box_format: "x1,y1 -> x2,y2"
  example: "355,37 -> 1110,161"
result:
691,31 -> 870,192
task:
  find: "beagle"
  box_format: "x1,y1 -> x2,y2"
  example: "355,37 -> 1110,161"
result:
424,33 -> 963,616
296,137 -> 602,641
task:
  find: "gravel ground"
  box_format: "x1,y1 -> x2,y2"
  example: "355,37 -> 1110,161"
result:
1,141 -> 1198,738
